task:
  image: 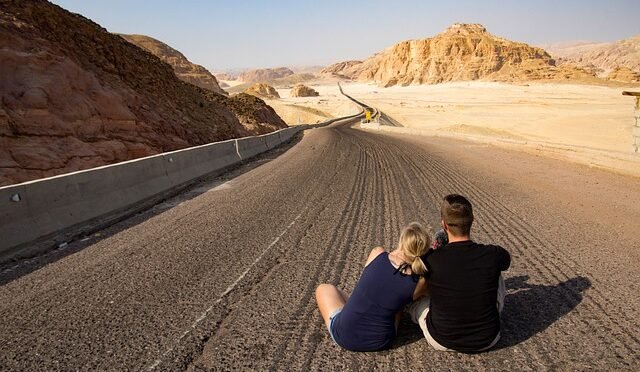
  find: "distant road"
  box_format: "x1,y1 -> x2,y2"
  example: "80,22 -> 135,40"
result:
1,116 -> 639,370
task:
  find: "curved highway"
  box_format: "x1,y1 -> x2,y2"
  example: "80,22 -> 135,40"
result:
1,116 -> 639,370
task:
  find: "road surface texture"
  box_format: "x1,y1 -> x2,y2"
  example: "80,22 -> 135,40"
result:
1,117 -> 639,371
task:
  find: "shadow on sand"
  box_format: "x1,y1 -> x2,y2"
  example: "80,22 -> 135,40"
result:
495,275 -> 591,349
392,274 -> 591,350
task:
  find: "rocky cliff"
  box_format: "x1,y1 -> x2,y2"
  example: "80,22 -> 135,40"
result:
215,72 -> 234,81
0,0 -> 286,186
290,84 -> 319,97
238,67 -> 294,83
328,24 -> 596,86
607,66 -> 640,83
222,93 -> 287,134
120,34 -> 227,95
547,35 -> 640,76
320,60 -> 363,79
244,83 -> 280,99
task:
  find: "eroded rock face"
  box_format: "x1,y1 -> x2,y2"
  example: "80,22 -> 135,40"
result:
244,83 -> 280,99
329,23 -> 596,86
320,60 -> 363,78
214,72 -> 234,81
607,66 -> 640,83
547,35 -> 640,76
120,34 -> 227,95
238,67 -> 294,83
0,0 -> 286,186
222,93 -> 287,135
290,84 -> 319,97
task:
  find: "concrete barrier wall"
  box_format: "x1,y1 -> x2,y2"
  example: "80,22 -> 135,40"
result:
278,128 -> 297,142
0,111 -> 364,262
236,135 -> 268,160
1,129 -> 294,262
163,139 -> 240,187
0,155 -> 172,260
264,132 -> 282,150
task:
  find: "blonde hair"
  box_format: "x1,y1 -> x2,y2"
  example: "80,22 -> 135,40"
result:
398,222 -> 431,275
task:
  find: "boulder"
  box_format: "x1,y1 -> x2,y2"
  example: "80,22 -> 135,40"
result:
244,83 -> 280,99
290,84 -> 319,97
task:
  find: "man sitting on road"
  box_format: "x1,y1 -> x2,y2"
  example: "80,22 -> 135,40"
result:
409,194 -> 511,352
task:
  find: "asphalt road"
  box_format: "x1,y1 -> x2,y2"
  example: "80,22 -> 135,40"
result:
1,117 -> 639,371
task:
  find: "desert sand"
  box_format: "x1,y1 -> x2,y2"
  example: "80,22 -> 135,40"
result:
347,82 -> 636,152
267,80 -> 639,177
261,83 -> 361,125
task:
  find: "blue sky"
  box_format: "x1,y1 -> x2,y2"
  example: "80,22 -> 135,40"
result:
51,0 -> 640,71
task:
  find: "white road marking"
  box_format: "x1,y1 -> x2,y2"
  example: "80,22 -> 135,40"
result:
147,212 -> 303,370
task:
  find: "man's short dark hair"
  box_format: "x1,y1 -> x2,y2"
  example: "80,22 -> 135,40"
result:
441,194 -> 474,236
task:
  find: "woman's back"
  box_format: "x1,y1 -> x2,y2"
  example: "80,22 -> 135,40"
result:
331,252 -> 417,351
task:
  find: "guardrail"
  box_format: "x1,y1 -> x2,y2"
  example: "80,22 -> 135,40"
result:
338,82 -> 388,127
0,109 -> 363,263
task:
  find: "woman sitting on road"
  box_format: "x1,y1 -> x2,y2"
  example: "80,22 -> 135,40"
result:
315,222 -> 430,351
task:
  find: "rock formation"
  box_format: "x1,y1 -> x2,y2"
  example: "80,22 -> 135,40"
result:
327,24 -> 596,86
320,60 -> 363,78
607,66 -> 640,83
244,83 -> 280,99
289,65 -> 325,74
223,93 -> 287,134
215,72 -> 235,81
120,34 -> 227,95
238,67 -> 294,83
290,84 -> 319,97
271,73 -> 317,87
546,35 -> 640,76
0,0 -> 286,186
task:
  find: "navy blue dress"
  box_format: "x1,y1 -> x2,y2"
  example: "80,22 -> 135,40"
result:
331,252 -> 418,351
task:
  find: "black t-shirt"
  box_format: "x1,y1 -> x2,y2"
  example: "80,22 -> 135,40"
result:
424,240 -> 511,352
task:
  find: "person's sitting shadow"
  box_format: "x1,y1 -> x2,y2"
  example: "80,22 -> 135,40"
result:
392,275 -> 591,350
495,275 -> 591,349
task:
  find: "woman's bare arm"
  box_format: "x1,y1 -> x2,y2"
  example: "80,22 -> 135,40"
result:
365,247 -> 385,267
412,277 -> 428,301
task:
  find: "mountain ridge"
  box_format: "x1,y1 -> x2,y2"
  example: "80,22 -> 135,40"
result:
325,23 -> 604,87
0,0 -> 286,186
119,34 -> 227,95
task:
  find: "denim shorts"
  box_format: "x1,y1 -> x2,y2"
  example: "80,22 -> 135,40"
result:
327,308 -> 342,344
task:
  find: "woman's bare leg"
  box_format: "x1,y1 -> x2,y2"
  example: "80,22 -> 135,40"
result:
315,284 -> 347,327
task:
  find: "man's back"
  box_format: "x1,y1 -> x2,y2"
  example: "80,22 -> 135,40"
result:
425,241 -> 511,352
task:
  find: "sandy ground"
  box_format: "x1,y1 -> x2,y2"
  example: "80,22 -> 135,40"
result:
225,77 -> 640,175
222,79 -> 361,125
343,82 -> 636,152
266,84 -> 361,125
275,80 -> 640,176
219,79 -> 245,88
